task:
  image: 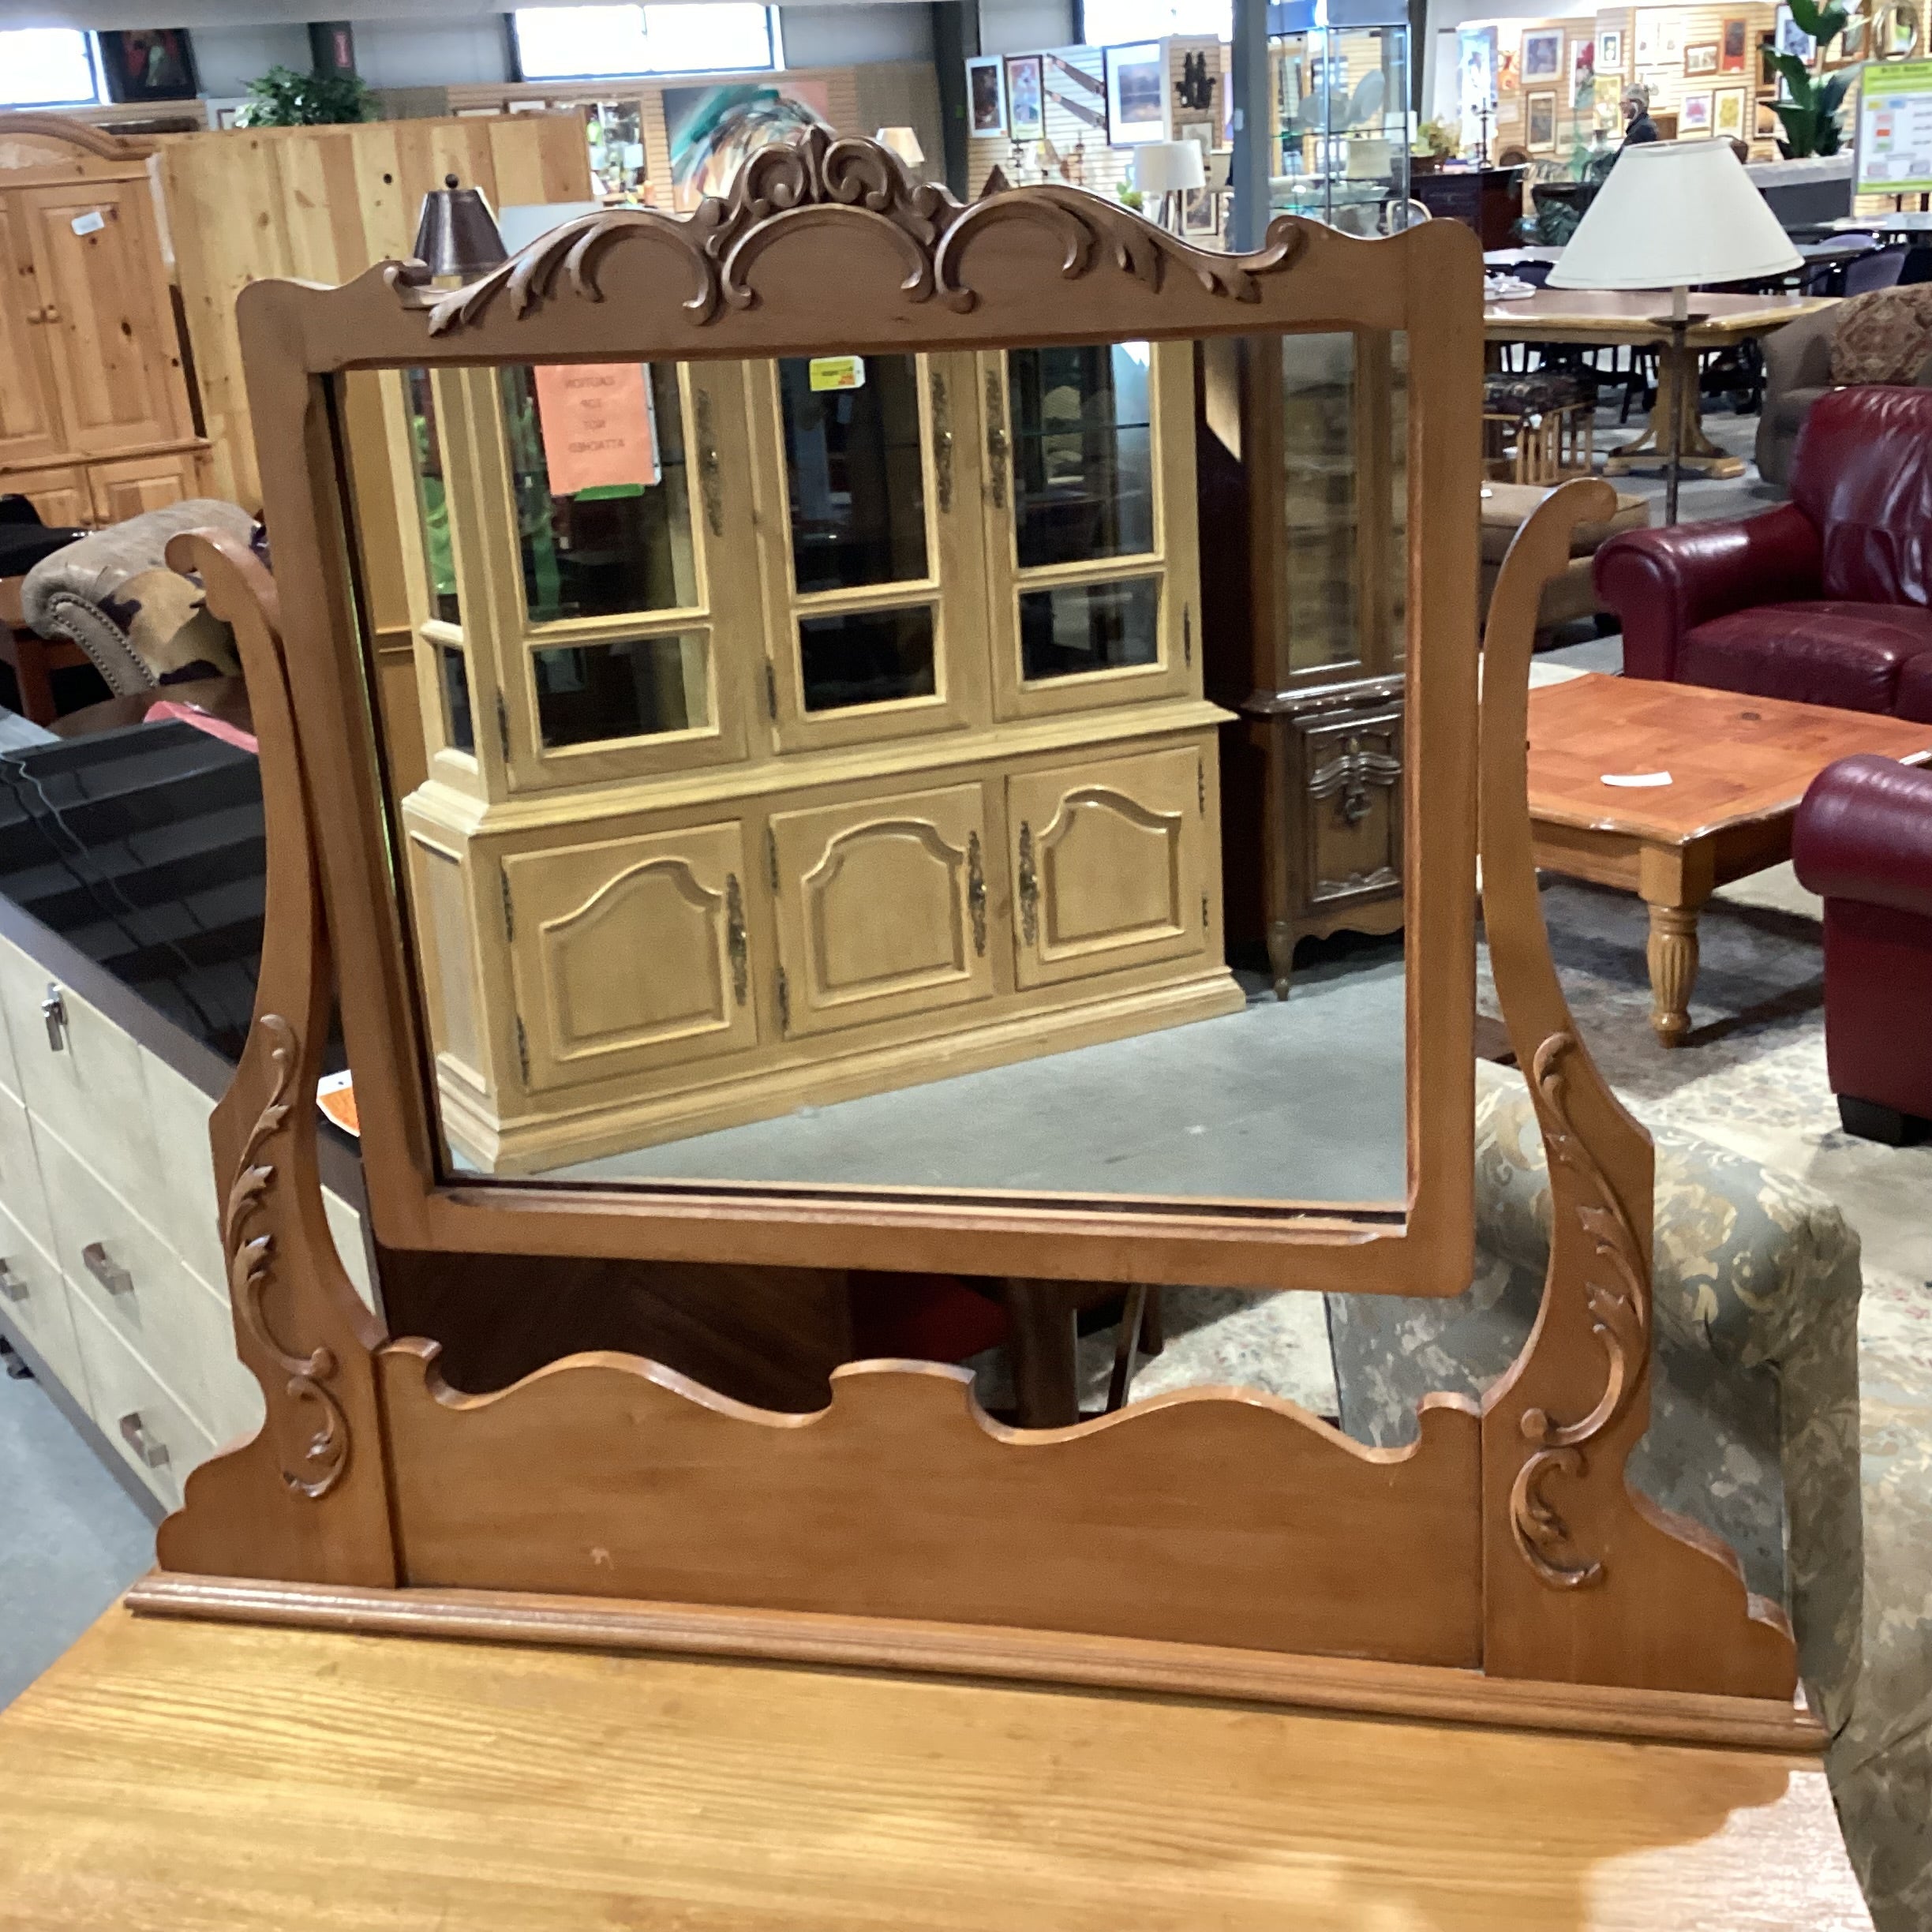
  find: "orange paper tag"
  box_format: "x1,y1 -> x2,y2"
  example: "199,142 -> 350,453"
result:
316,1069 -> 360,1138
533,362 -> 660,497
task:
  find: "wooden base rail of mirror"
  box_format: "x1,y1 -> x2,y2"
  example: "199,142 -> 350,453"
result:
125,1571 -> 1824,1756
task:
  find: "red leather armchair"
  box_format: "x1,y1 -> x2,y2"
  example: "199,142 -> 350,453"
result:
1792,754 -> 1932,1142
1595,387 -> 1932,721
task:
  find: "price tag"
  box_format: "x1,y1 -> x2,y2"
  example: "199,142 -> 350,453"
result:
808,355 -> 866,392
532,363 -> 660,497
1601,771 -> 1673,788
70,210 -> 106,237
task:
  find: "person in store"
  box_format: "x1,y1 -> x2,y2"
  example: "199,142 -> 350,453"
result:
1621,82 -> 1660,144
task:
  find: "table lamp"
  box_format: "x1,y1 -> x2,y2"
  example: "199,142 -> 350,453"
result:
1133,140 -> 1206,237
1548,140 -> 1799,522
412,174 -> 507,283
875,126 -> 925,174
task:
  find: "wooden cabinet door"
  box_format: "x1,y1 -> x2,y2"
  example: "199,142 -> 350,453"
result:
89,449 -> 200,524
2,463 -> 90,529
768,783 -> 993,1039
21,182 -> 191,459
0,197 -> 66,469
1007,745 -> 1210,989
1291,700 -> 1403,923
502,821 -> 757,1095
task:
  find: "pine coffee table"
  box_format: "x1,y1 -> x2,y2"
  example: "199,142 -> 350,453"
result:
1526,673 -> 1932,1046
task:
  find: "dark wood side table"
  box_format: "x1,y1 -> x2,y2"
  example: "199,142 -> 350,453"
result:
0,574 -> 89,726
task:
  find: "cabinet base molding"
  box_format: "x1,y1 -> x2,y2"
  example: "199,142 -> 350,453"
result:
441,965 -> 1246,1175
127,1570 -> 1825,1755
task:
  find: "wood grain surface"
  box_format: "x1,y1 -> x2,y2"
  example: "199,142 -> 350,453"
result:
0,1604 -> 1871,1931
1526,675 -> 1932,844
1483,290 -> 1836,346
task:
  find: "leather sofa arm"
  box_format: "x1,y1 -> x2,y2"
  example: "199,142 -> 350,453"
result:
1593,503 -> 1825,682
1793,754 -> 1932,920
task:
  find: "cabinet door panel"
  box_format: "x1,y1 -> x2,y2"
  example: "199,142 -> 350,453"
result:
0,1200 -> 84,1402
0,200 -> 64,467
3,463 -> 90,530
504,822 -> 755,1094
770,784 -> 992,1038
1297,706 -> 1403,912
89,449 -> 199,525
1008,746 -> 1208,988
23,182 -> 189,456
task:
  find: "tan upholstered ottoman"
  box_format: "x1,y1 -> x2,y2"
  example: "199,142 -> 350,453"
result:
1478,480 -> 1649,634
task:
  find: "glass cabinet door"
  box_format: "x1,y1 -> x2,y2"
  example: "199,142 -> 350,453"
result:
746,350 -> 988,749
448,358 -> 759,793
980,339 -> 1199,720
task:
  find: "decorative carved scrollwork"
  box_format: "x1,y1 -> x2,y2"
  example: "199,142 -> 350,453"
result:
966,831 -> 987,957
408,129 -> 1309,337
226,1014 -> 349,1500
1308,735 -> 1401,826
1510,1030 -> 1651,1589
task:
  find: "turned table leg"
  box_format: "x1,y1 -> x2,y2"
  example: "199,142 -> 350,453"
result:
1638,840 -> 1713,1049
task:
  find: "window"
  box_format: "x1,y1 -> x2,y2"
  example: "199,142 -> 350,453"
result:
0,28 -> 101,109
1079,0 -> 1232,43
511,4 -> 778,80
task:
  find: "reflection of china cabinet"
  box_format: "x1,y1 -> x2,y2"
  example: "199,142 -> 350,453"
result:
384,340 -> 1239,1174
1199,330 -> 1406,995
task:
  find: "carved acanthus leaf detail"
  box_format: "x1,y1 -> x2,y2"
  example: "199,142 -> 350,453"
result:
1511,1030 -> 1650,1589
225,1013 -> 348,1500
414,129 -> 1307,335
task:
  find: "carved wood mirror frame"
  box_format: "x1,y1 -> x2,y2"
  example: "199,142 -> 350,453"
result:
136,140 -> 1816,1750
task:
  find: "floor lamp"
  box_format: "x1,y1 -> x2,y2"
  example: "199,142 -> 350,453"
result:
1133,140 -> 1206,238
1546,141 -> 1799,524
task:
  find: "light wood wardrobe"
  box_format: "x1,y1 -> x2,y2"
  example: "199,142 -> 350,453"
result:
375,341 -> 1241,1174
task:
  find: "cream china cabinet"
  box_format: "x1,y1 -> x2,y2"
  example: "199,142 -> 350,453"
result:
380,337 -> 1240,1174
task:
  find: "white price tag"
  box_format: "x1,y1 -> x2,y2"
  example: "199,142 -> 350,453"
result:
70,209 -> 105,237
1601,771 -> 1673,788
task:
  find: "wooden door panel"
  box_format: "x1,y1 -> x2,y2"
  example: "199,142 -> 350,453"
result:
1297,706 -> 1403,912
24,184 -> 186,456
0,201 -> 63,467
3,463 -> 90,530
90,450 -> 199,525
1008,746 -> 1207,988
504,822 -> 755,1094
769,783 -> 992,1038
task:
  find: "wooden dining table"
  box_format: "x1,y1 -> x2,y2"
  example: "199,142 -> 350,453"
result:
1483,289 -> 1837,480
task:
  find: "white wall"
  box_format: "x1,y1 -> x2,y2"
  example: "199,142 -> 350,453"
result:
358,17 -> 513,87
189,22 -> 310,95
979,0 -> 1080,54
779,2 -> 935,65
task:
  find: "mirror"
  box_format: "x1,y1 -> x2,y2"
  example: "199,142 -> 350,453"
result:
344,325 -> 1413,1219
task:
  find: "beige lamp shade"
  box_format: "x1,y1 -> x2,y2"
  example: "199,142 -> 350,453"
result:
1548,139 -> 1800,290
1133,140 -> 1208,197
875,126 -> 924,167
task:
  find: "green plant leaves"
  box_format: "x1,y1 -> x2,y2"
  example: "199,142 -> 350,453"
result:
237,63 -> 378,127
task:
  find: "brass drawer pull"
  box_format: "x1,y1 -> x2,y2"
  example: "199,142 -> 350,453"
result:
82,1241 -> 133,1297
966,831 -> 987,957
1017,820 -> 1039,946
931,369 -> 953,514
724,874 -> 748,1006
0,1259 -> 26,1303
984,366 -> 1008,511
118,1411 -> 170,1470
42,984 -> 66,1051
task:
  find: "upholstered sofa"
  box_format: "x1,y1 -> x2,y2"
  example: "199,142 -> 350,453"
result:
1596,387 -> 1932,719
1793,753 -> 1932,1141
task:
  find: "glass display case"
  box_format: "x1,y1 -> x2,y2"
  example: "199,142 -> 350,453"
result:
1267,7 -> 1413,235
376,344 -> 1239,1174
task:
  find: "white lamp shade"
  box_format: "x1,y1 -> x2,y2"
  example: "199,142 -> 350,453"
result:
875,125 -> 924,167
1133,140 -> 1207,197
1548,140 -> 1801,290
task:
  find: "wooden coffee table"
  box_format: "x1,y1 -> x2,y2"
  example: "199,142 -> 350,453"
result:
1526,674 -> 1932,1046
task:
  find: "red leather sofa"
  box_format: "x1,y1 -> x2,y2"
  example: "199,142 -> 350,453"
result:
1594,387 -> 1932,721
1792,754 -> 1932,1142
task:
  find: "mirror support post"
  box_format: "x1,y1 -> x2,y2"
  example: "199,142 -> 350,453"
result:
1229,0 -> 1272,253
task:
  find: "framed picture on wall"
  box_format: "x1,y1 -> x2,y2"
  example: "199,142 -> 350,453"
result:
1721,16 -> 1750,70
1182,185 -> 1219,236
1522,28 -> 1563,80
97,28 -> 198,102
1104,42 -> 1166,146
1684,40 -> 1720,74
1597,27 -> 1624,72
1775,4 -> 1819,65
1713,84 -> 1748,138
1680,88 -> 1714,133
967,55 -> 1007,137
1005,55 -> 1045,140
1525,88 -> 1557,149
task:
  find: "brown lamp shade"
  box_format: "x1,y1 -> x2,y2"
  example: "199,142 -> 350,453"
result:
412,173 -> 508,280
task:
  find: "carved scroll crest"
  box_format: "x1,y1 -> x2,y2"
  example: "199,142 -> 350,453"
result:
226,1013 -> 350,1500
402,128 -> 1307,335
1510,1030 -> 1650,1589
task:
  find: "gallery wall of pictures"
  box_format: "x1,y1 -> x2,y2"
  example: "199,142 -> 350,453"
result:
963,36 -> 1234,241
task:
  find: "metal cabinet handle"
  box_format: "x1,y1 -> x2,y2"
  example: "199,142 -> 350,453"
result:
1017,820 -> 1039,946
984,365 -> 1009,511
0,1259 -> 26,1303
118,1411 -> 169,1469
41,984 -> 66,1051
966,832 -> 987,957
724,873 -> 748,1007
82,1241 -> 133,1297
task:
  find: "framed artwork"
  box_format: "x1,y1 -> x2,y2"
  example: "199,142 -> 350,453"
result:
1681,88 -> 1714,133
662,80 -> 832,211
1597,27 -> 1624,73
1571,37 -> 1597,106
1713,84 -> 1748,139
1775,5 -> 1818,65
97,28 -> 198,103
1634,10 -> 1659,63
1526,88 -> 1557,149
966,56 -> 1006,137
1182,185 -> 1219,235
1497,43 -> 1521,95
1882,1 -> 1921,57
1005,55 -> 1045,140
1840,14 -> 1871,58
1721,16 -> 1750,71
1104,42 -> 1166,146
1684,40 -> 1720,75
1522,28 -> 1563,80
